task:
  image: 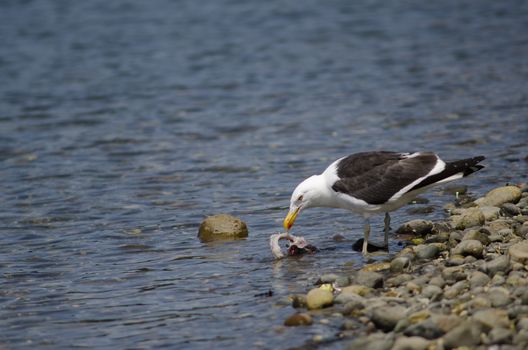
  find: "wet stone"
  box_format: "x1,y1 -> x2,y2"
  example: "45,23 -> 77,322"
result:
306,288 -> 333,310
284,313 -> 313,326
197,214 -> 248,242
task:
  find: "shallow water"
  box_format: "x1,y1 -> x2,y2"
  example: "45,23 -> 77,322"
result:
0,0 -> 527,349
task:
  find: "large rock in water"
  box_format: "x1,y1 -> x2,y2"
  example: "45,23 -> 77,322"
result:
197,214 -> 248,242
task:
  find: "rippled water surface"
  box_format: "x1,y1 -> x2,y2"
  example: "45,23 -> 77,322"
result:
1,1 -> 527,349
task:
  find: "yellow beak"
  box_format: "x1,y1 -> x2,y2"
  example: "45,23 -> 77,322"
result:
283,207 -> 300,231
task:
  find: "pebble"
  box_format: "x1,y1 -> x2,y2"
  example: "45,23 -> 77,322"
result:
479,206 -> 501,221
442,266 -> 468,282
472,308 -> 510,329
414,244 -> 439,260
443,320 -> 482,349
335,291 -> 366,305
482,254 -> 511,276
306,288 -> 333,310
421,285 -> 443,301
444,280 -> 468,299
509,240 -> 528,263
475,185 -> 522,207
469,270 -> 490,289
319,273 -> 339,284
488,286 -> 511,307
451,207 -> 485,230
392,336 -> 430,350
488,327 -> 513,344
284,313 -> 313,326
355,271 -> 384,289
340,285 -> 372,297
403,318 -> 443,339
452,239 -> 484,258
396,219 -> 433,236
390,256 -> 411,273
462,229 -> 491,245
346,333 -> 394,350
501,202 -> 522,216
370,305 -> 407,332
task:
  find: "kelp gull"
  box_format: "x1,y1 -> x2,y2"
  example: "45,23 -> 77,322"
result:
283,151 -> 485,255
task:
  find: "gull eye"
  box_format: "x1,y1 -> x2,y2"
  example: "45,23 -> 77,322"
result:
297,195 -> 304,201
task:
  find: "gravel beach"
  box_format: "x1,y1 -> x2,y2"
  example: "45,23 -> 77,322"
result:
284,184 -> 528,349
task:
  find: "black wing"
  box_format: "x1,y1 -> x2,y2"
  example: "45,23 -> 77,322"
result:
331,151 -> 438,205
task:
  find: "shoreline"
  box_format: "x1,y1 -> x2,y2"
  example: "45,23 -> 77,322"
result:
284,183 -> 528,349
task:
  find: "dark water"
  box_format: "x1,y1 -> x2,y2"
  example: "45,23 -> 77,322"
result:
1,1 -> 527,349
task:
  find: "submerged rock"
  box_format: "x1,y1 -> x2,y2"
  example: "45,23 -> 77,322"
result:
284,313 -> 313,326
197,214 -> 248,242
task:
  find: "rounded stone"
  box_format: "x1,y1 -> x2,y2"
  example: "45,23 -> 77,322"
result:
509,240 -> 528,263
488,287 -> 511,307
197,214 -> 248,242
443,320 -> 482,348
501,203 -> 522,217
480,206 -> 501,221
391,256 -> 412,273
476,186 -> 522,207
396,220 -> 434,236
453,239 -> 484,258
414,244 -> 439,260
306,288 -> 333,310
284,313 -> 312,326
462,229 -> 491,245
451,208 -> 485,230
392,336 -> 430,350
371,305 -> 407,332
355,271 -> 384,289
470,270 -> 491,289
482,255 -> 511,276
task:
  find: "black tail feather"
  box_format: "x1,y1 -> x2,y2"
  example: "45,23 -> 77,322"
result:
410,155 -> 485,192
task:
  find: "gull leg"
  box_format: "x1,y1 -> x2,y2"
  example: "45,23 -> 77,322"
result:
384,212 -> 391,250
362,218 -> 370,255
